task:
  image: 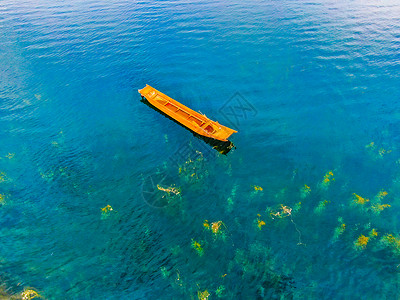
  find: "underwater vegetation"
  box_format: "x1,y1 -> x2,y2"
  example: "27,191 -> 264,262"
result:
157,184 -> 180,195
178,150 -> 208,185
380,234 -> 400,255
0,172 -> 9,184
101,204 -> 114,219
351,191 -> 391,216
354,234 -> 369,250
332,217 -> 346,241
225,184 -> 238,213
203,220 -> 228,241
352,193 -> 369,205
314,200 -> 330,215
370,190 -> 391,214
1,153 -> 16,160
197,289 -> 210,300
252,185 -> 263,191
269,204 -> 293,219
0,287 -> 43,300
2,133 -> 399,300
300,184 -> 311,199
250,184 -> 264,199
366,142 -> 392,158
256,214 -> 266,230
228,242 -> 294,298
156,183 -> 182,206
369,228 -> 378,238
265,203 -> 304,246
215,285 -> 226,298
191,239 -> 205,257
321,171 -> 334,188
21,289 -> 41,300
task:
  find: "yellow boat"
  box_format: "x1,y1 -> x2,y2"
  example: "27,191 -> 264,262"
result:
138,85 -> 237,142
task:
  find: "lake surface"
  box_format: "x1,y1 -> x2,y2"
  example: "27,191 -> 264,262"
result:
1,0 -> 400,298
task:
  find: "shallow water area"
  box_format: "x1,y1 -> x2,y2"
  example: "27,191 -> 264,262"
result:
1,0 -> 400,298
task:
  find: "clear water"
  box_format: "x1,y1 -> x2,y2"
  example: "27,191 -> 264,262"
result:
1,0 -> 400,298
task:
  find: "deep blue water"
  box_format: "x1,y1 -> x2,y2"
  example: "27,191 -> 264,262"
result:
1,0 -> 400,298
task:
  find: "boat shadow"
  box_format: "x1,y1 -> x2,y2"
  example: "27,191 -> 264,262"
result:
140,98 -> 236,155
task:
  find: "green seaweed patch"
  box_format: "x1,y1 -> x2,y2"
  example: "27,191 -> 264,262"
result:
101,204 -> 114,219
21,288 -> 42,300
197,289 -> 210,300
321,171 -> 334,188
215,285 -> 226,298
203,220 -> 228,240
333,222 -> 346,242
191,239 -> 205,256
160,266 -> 171,278
229,242 -> 294,297
351,193 -> 369,206
314,200 -> 330,215
354,234 -> 369,250
380,233 -> 400,255
255,214 -> 266,230
300,184 -> 311,199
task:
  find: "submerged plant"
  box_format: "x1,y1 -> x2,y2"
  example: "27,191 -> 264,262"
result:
21,289 -> 41,300
160,266 -> 171,278
321,171 -> 334,187
376,190 -> 388,200
170,245 -> 182,256
250,184 -> 264,199
156,183 -> 183,209
270,204 -> 292,219
354,234 -> 369,250
365,142 -> 375,149
157,184 -> 180,195
204,220 -> 228,240
5,152 -> 15,159
380,233 -> 400,254
269,204 -> 304,245
225,184 -> 238,213
300,184 -> 311,199
314,200 -> 330,215
178,151 -> 207,184
191,239 -> 204,256
226,197 -> 234,213
332,217 -> 346,240
333,223 -> 346,241
211,221 -> 223,234
293,201 -> 302,213
256,214 -> 266,230
215,285 -> 226,298
101,204 -> 113,219
381,234 -> 397,246
368,190 -> 391,214
352,193 -> 369,205
369,229 -> 378,238
229,242 -> 294,296
378,148 -> 392,157
366,141 -> 392,158
0,194 -> 5,205
39,169 -> 54,181
370,203 -> 391,214
0,171 -> 8,183
197,289 -> 210,300
203,220 -> 210,229
253,185 -> 263,191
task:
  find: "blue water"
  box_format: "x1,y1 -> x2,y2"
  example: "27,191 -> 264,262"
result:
1,0 -> 400,298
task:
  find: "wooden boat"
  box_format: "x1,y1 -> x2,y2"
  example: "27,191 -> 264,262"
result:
138,85 -> 237,142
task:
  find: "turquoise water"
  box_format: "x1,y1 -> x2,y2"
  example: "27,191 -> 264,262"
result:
1,0 -> 400,298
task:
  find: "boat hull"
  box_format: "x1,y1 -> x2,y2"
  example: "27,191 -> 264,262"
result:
138,85 -> 237,142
